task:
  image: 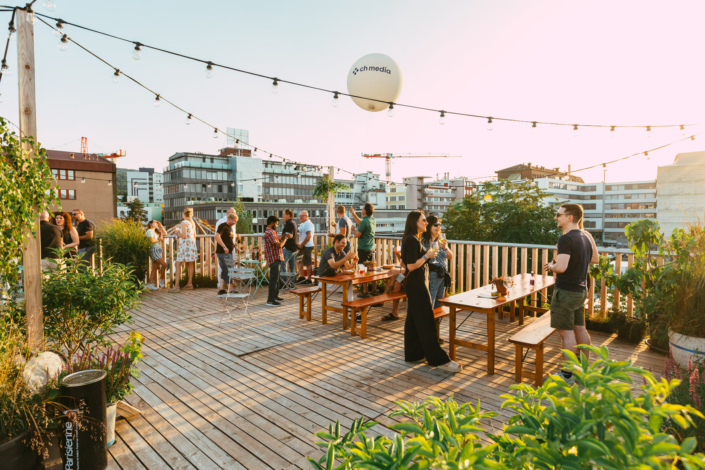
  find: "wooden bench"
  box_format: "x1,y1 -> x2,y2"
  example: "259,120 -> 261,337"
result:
508,312 -> 555,386
291,286 -> 322,321
433,306 -> 451,343
342,291 -> 407,338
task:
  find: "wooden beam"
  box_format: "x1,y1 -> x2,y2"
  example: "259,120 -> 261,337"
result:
18,9 -> 43,350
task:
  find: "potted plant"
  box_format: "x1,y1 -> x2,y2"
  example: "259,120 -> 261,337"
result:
364,260 -> 376,273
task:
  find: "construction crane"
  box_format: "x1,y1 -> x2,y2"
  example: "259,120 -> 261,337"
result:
81,136 -> 127,162
362,153 -> 461,182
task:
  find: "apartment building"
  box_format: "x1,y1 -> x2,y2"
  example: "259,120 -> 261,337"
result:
386,183 -> 406,210
126,167 -> 164,204
403,174 -> 474,218
657,150 -> 705,236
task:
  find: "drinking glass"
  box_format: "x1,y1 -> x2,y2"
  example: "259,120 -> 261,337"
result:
432,241 -> 439,251
358,264 -> 365,275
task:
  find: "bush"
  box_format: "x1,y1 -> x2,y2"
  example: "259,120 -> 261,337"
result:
585,313 -> 622,334
98,219 -> 151,278
616,315 -> 648,343
664,353 -> 705,453
309,345 -> 705,469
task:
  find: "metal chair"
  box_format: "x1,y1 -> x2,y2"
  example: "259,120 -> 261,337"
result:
218,258 -> 255,326
280,271 -> 297,290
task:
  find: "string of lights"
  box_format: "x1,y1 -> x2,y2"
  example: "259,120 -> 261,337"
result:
0,8 -> 15,89
29,9 -> 698,131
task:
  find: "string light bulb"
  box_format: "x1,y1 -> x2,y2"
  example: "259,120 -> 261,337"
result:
573,124 -> 579,137
271,78 -> 279,94
388,103 -> 395,118
1,60 -> 9,75
183,184 -> 187,189
646,126 -> 652,137
185,113 -> 192,125
205,62 -> 214,79
58,34 -> 69,52
253,148 -> 257,157
81,178 -> 86,184
8,22 -> 16,41
332,92 -> 339,107
207,182 -> 211,188
26,5 -> 35,23
42,1 -> 57,12
269,153 -> 273,158
108,180 -> 112,186
610,126 -> 615,139
133,182 -> 138,188
487,117 -> 493,131
691,136 -> 695,141
213,128 -> 219,139
680,125 -> 685,136
111,69 -> 120,84
532,121 -> 537,129
53,20 -> 63,37
153,94 -> 161,107
132,43 -> 142,60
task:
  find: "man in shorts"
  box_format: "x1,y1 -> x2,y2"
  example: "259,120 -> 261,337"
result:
350,203 -> 376,298
295,210 -> 315,285
329,205 -> 353,254
215,213 -> 238,296
544,203 -> 599,385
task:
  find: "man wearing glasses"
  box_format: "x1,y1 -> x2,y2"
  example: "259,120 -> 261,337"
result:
544,203 -> 599,385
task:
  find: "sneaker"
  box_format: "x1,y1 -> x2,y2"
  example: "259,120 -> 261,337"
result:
266,301 -> 281,307
217,290 -> 227,296
145,283 -> 158,291
300,279 -> 313,285
295,277 -> 306,284
275,296 -> 284,302
357,293 -> 370,299
347,313 -> 362,322
437,361 -> 462,373
159,280 -> 165,288
557,370 -> 575,386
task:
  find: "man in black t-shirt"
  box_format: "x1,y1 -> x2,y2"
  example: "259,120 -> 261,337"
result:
215,213 -> 237,295
72,209 -> 96,264
40,210 -> 62,272
281,209 -> 298,274
317,234 -> 357,278
544,203 -> 599,384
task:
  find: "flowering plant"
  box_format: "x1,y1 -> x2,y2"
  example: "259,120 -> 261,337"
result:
664,352 -> 705,452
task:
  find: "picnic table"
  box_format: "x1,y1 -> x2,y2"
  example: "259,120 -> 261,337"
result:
312,269 -> 396,330
439,273 -> 554,375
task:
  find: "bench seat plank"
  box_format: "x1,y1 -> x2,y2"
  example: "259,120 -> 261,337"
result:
341,291 -> 406,309
508,312 -> 554,347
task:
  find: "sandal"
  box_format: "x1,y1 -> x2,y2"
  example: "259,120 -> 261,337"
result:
169,286 -> 181,293
381,313 -> 400,321
182,285 -> 194,290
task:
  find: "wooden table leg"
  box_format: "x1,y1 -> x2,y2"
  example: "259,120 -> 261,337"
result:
449,306 -> 456,361
487,310 -> 495,375
515,344 -> 523,383
498,305 -> 503,320
341,282 -> 348,330
360,308 -> 367,339
510,301 -> 516,322
299,295 -> 304,319
535,343 -> 544,387
519,299 -> 525,326
306,294 -> 312,321
322,282 -> 328,325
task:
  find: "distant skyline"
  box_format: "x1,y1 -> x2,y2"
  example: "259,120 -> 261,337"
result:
0,1 -> 703,184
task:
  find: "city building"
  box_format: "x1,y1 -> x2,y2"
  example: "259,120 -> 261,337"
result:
117,201 -> 163,224
386,183 -> 406,210
334,171 -> 389,209
496,163 -> 583,183
657,150 -> 705,237
47,150 -> 117,222
403,174 -> 474,218
126,167 -> 164,204
262,160 -> 324,204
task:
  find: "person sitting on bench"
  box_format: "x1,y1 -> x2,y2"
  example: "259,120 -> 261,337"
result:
318,234 -> 358,301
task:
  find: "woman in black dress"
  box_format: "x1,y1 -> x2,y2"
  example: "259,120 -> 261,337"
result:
401,211 -> 461,372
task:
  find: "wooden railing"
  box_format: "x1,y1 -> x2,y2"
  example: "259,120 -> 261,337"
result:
149,233 -> 645,318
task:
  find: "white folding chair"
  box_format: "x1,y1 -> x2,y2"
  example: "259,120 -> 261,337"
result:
218,258 -> 256,326
280,271 -> 297,290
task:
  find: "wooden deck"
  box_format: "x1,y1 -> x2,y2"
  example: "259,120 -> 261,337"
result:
106,286 -> 667,470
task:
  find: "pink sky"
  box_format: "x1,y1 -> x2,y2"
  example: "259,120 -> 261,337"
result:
1,0 -> 702,184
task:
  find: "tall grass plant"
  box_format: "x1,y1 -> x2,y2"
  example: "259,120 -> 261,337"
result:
98,219 -> 151,277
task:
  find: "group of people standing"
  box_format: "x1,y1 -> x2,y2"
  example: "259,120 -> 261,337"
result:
39,208 -> 96,271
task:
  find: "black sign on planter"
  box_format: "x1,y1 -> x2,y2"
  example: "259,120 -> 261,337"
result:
59,369 -> 108,470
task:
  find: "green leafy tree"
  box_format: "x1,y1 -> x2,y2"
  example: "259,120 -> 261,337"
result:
443,180 -> 562,245
0,118 -> 59,298
232,198 -> 253,235
312,178 -> 350,201
121,198 -> 148,224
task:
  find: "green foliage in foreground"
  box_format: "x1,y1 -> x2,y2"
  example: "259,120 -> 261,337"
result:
309,345 -> 705,470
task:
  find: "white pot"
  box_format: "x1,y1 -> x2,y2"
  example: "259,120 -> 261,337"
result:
669,330 -> 705,368
106,402 -> 117,448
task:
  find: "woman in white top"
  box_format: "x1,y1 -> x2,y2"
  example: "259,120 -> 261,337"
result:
145,220 -> 167,291
170,208 -> 197,293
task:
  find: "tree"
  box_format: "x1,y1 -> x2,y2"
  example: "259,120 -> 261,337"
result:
121,198 -> 148,224
232,198 -> 253,235
443,180 -> 562,245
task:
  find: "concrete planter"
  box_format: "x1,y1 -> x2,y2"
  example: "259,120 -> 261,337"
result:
106,403 -> 117,448
669,330 -> 705,368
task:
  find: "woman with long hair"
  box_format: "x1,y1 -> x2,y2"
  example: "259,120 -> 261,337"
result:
401,211 -> 461,372
54,211 -> 79,257
145,220 -> 168,291
421,215 -> 453,343
170,208 -> 197,292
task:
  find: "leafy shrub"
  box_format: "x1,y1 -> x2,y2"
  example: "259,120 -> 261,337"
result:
664,353 -> 705,452
309,345 -> 705,469
98,219 -> 151,277
42,256 -> 142,364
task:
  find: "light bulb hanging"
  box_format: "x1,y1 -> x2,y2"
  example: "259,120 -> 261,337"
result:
230,182 -> 234,187
58,34 -> 69,52
439,111 -> 446,125
8,22 -> 16,41
26,5 -> 35,23
332,92 -> 339,107
213,128 -> 219,139
81,178 -> 86,184
253,148 -> 257,157
153,94 -> 161,107
183,184 -> 187,189
111,69 -> 120,84
1,60 -> 9,75
108,180 -> 112,186
610,126 -> 615,139
42,1 -> 57,12
487,117 -> 493,131
133,182 -> 138,188
205,62 -> 213,79
271,78 -> 279,94
185,113 -> 192,125
646,126 -> 652,137
531,121 -> 537,129
573,124 -> 579,137
207,182 -> 211,188
388,103 -> 395,118
680,125 -> 685,136
53,20 -> 63,37
132,43 -> 142,60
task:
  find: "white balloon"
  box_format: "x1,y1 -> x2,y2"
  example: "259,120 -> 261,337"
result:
347,53 -> 403,112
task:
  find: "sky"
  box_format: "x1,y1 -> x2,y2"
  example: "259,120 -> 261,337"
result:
1,0 -> 703,184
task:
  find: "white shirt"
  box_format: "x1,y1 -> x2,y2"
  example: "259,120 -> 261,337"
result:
298,220 -> 315,247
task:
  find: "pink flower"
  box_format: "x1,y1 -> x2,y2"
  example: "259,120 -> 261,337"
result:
690,368 -> 701,409
687,358 -> 693,376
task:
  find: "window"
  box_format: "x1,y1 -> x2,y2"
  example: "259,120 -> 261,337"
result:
59,189 -> 76,200
52,169 -> 75,180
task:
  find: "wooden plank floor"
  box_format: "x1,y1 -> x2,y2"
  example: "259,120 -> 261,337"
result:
106,286 -> 667,469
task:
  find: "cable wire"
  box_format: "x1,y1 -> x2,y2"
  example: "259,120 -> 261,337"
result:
33,11 -> 697,130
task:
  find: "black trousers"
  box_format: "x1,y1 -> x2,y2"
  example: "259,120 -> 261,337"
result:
268,260 -> 281,302
404,271 -> 451,366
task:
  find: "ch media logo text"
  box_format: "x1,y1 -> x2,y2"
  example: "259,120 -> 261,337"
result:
352,66 -> 392,76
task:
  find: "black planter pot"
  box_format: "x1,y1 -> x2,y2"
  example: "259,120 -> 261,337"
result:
0,428 -> 38,470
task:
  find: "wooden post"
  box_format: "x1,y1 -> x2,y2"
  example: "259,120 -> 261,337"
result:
327,166 -> 335,235
18,9 -> 43,350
